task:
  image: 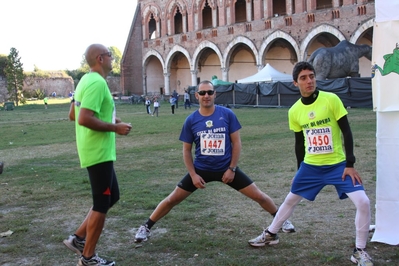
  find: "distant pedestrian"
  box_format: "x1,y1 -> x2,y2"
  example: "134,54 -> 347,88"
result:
184,89 -> 191,109
170,96 -> 176,114
44,97 -> 48,109
145,97 -> 151,114
172,90 -> 179,109
153,98 -> 159,117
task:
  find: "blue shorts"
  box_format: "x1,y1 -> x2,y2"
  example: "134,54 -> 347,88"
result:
291,161 -> 365,201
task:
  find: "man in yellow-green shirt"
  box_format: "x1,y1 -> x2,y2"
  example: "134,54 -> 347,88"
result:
62,44 -> 132,266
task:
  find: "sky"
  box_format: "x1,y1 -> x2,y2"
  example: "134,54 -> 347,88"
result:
0,0 -> 138,71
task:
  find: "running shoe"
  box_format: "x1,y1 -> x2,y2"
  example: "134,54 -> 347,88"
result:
248,229 -> 279,247
63,234 -> 85,255
281,220 -> 296,233
351,248 -> 373,266
134,225 -> 150,243
77,254 -> 115,266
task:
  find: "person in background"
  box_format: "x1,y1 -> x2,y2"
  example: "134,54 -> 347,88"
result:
63,44 -> 132,266
145,97 -> 151,115
152,97 -> 159,117
134,80 -> 295,244
184,89 -> 191,109
44,97 -> 48,109
172,90 -> 179,109
248,61 -> 373,266
169,96 -> 176,114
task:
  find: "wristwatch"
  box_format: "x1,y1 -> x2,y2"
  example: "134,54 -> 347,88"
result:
228,166 -> 237,172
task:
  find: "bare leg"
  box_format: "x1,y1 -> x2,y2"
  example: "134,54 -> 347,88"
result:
83,210 -> 106,258
149,187 -> 192,222
239,183 -> 278,214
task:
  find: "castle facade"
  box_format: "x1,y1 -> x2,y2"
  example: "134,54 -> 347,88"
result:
121,0 -> 374,97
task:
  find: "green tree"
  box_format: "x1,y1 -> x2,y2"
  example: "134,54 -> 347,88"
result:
109,46 -> 121,76
4,48 -> 25,106
78,46 -> 121,76
0,54 -> 7,77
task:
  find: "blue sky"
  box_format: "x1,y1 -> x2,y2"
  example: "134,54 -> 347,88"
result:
0,0 -> 137,71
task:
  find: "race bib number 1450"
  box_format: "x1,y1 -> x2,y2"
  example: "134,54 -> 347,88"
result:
305,127 -> 334,154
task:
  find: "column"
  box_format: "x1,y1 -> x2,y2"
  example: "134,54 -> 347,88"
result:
246,0 -> 252,22
221,67 -> 229,82
164,73 -> 171,95
156,18 -> 161,38
212,7 -> 218,27
191,70 -> 198,86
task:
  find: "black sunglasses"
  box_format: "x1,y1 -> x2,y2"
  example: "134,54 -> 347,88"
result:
197,90 -> 215,96
99,52 -> 112,58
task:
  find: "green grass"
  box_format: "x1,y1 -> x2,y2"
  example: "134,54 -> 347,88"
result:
0,102 -> 397,266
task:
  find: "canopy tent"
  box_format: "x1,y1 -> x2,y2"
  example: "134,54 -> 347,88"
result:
237,63 -> 292,84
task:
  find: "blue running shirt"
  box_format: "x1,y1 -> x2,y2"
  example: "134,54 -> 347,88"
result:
179,105 -> 241,171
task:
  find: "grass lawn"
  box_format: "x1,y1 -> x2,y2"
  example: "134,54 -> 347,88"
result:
0,101 -> 397,265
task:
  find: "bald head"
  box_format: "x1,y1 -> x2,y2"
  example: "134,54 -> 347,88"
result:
85,44 -> 108,67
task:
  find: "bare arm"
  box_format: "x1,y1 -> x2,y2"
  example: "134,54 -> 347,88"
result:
182,142 -> 205,189
78,108 -> 132,135
222,130 -> 241,184
68,102 -> 75,121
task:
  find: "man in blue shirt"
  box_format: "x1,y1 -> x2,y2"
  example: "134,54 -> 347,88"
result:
134,80 -> 295,243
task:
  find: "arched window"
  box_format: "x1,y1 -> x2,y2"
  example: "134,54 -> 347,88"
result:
174,7 -> 183,34
202,0 -> 212,29
148,13 -> 156,39
235,0 -> 246,23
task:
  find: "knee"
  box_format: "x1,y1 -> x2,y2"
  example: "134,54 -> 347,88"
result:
357,196 -> 370,211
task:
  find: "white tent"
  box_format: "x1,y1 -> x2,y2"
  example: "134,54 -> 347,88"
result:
371,0 -> 399,245
237,63 -> 292,84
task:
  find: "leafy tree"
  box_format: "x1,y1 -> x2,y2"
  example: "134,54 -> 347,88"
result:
0,54 -> 7,77
109,46 -> 121,76
78,46 -> 121,76
4,48 -> 25,105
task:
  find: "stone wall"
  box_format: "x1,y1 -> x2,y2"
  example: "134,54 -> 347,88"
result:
0,76 -> 122,103
23,76 -> 74,98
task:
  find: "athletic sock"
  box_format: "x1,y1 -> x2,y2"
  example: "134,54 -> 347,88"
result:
146,218 -> 155,230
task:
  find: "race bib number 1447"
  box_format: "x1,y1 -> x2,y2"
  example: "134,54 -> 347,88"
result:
200,133 -> 226,156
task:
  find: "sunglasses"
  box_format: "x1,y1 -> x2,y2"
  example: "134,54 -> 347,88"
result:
99,52 -> 112,58
197,90 -> 215,96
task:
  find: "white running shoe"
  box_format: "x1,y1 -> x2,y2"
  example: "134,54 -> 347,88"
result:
134,225 -> 151,243
351,248 -> 373,266
248,229 -> 279,247
281,220 -> 296,233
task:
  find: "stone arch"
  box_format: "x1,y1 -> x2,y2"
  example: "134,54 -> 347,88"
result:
142,4 -> 162,20
142,49 -> 165,73
350,18 -> 374,44
259,30 -> 300,65
300,24 -> 346,61
223,35 -> 259,68
165,45 -> 192,72
166,0 -> 187,14
142,4 -> 162,39
192,40 -> 223,71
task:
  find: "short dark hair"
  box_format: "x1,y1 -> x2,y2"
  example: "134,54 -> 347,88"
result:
197,80 -> 214,90
292,61 -> 316,82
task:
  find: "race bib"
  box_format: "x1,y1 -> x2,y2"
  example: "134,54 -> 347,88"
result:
200,133 -> 226,156
305,127 -> 333,154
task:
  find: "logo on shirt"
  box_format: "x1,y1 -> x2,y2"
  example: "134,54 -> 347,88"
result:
308,111 -> 316,120
205,120 -> 213,128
